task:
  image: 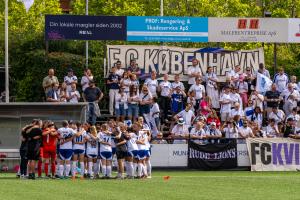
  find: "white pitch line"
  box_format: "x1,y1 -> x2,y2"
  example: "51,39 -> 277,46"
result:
151,176 -> 299,178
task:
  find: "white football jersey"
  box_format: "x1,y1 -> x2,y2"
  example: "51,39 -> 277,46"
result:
58,127 -> 76,150
73,130 -> 86,150
86,134 -> 99,155
99,132 -> 113,152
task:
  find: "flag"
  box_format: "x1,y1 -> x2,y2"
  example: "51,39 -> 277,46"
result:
256,72 -> 272,93
18,0 -> 34,12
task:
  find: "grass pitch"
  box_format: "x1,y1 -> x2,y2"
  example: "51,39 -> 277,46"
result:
0,171 -> 300,200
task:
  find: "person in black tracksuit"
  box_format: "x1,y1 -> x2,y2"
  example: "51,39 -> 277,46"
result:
19,123 -> 34,178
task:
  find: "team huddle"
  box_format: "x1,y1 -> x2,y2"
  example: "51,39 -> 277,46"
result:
19,117 -> 152,180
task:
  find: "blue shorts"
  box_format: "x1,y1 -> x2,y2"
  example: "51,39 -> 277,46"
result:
87,154 -> 98,159
145,150 -> 151,157
115,105 -> 127,117
137,150 -> 147,160
100,151 -> 112,160
112,147 -> 116,155
73,149 -> 85,155
128,104 -> 139,118
59,149 -> 73,160
127,150 -> 138,158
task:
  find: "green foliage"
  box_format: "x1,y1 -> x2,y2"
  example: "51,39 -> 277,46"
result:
1,0 -> 300,101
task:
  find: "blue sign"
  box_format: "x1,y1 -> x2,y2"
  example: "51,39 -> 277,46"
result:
127,16 -> 208,42
45,15 -> 127,41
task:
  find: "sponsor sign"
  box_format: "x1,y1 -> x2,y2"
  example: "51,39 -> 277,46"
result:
45,15 -> 127,40
209,18 -> 288,43
106,45 -> 264,81
127,16 -> 208,42
188,140 -> 238,170
246,138 -> 300,171
288,18 -> 300,43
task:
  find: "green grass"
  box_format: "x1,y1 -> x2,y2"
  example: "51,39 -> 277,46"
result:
0,171 -> 300,200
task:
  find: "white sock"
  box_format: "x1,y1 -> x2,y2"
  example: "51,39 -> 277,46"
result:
125,161 -> 129,176
59,165 -> 64,177
142,164 -> 147,176
65,164 -> 71,177
137,163 -> 143,177
72,162 -> 77,176
88,162 -> 93,176
129,162 -> 134,177
56,160 -> 60,175
102,165 -> 107,176
146,160 -> 151,176
107,166 -> 112,177
93,163 -> 98,175
80,162 -> 85,176
133,163 -> 137,176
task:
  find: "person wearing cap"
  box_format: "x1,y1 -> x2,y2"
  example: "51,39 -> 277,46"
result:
219,86 -> 232,122
81,68 -> 94,92
64,68 -> 78,93
174,103 -> 195,126
206,122 -> 222,143
268,106 -> 285,125
107,66 -> 121,116
151,132 -> 167,144
43,68 -> 59,97
83,80 -> 103,125
171,118 -> 189,144
188,77 -> 205,111
187,58 -> 201,86
238,120 -> 254,139
265,118 -> 279,138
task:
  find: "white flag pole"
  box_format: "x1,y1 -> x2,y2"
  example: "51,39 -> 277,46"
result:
5,0 -> 9,103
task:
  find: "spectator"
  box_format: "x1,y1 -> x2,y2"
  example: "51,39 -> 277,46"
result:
158,74 -> 172,122
207,110 -> 221,128
58,82 -> 67,102
227,65 -> 241,87
244,100 -> 254,120
81,68 -> 94,92
249,90 -> 264,111
265,83 -> 282,115
286,107 -> 300,125
83,80 -> 103,125
230,87 -> 243,110
47,83 -> 60,102
170,118 -> 189,144
265,118 -> 279,138
120,71 -> 131,96
221,120 -> 238,139
268,106 -> 285,125
230,102 -> 244,119
281,83 -> 300,103
205,66 -> 219,109
190,121 -> 206,144
219,86 -> 232,122
256,63 -> 270,78
64,68 -> 78,92
150,97 -> 160,136
170,86 -> 186,115
174,103 -> 195,126
187,58 -> 201,86
127,85 -> 140,123
244,66 -> 256,94
283,94 -> 297,116
284,118 -> 295,138
139,85 -> 153,125
145,71 -> 159,97
249,106 -> 263,128
187,91 -> 197,112
107,66 -> 121,116
290,75 -> 298,90
206,122 -> 222,143
43,68 -> 59,97
67,83 -> 80,103
115,60 -> 124,77
171,74 -> 185,91
127,59 -> 141,78
151,132 -> 167,144
199,95 -> 212,117
188,77 -> 205,111
273,67 -> 289,93
237,75 -> 248,108
115,87 -> 128,122
238,120 -> 254,138
129,74 -> 140,92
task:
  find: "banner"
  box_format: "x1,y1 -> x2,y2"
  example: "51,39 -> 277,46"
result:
45,15 -> 127,41
106,45 -> 264,81
288,18 -> 300,43
246,138 -> 300,171
127,16 -> 208,42
188,140 -> 237,170
209,18 -> 288,43
256,72 -> 272,93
